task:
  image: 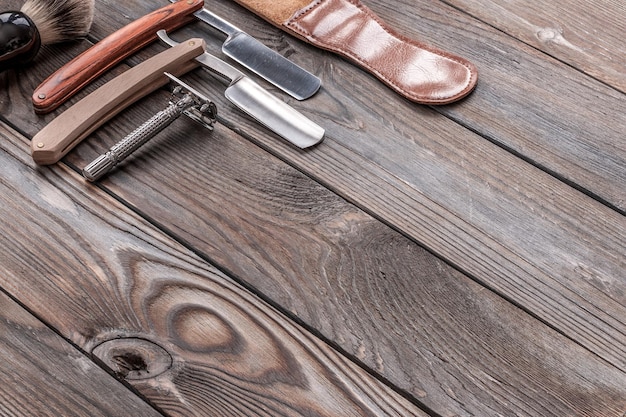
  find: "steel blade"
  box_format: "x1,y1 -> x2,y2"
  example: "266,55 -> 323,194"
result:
168,2 -> 321,100
157,31 -> 324,148
225,77 -> 324,148
220,31 -> 321,101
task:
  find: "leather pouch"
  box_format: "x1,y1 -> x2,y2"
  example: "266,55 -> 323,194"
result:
232,0 -> 478,104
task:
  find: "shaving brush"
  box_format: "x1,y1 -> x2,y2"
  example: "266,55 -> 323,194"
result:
0,0 -> 95,72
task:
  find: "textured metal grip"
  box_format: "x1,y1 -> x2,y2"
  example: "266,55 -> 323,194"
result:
83,97 -> 191,181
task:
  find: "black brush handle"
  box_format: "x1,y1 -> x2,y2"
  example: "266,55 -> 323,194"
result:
0,11 -> 41,72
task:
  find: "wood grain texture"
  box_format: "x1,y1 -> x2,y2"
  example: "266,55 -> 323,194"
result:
443,0 -> 626,93
10,0 -> 624,207
3,110 -> 626,416
67,105 -> 626,416
59,83 -> 626,415
364,0 -> 626,213
0,123 -> 428,417
0,291 -> 162,417
56,0 -> 626,372
1,0 -> 625,415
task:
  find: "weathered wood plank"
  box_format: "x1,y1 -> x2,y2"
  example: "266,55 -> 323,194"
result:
0,122 -> 428,417
45,0 -> 626,371
8,0 -> 625,214
0,291 -> 162,417
3,108 -> 626,417
443,0 -> 626,93
68,106 -> 626,414
1,1 -> 625,416
363,0 -> 626,213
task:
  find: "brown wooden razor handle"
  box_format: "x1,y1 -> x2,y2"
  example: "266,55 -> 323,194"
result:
31,39 -> 205,165
32,0 -> 204,114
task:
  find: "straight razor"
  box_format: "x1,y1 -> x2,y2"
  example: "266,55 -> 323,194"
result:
175,1 -> 321,100
31,35 -> 323,165
157,30 -> 324,149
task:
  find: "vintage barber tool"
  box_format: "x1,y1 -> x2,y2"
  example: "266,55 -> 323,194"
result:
31,38 -> 205,165
230,0 -> 478,104
157,30 -> 324,149
0,0 -> 94,72
31,34 -> 323,165
32,0 -> 203,114
83,73 -> 217,182
167,0 -> 320,100
32,0 -> 320,114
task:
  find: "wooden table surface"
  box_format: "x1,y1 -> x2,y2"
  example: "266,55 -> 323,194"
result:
1,0 -> 624,415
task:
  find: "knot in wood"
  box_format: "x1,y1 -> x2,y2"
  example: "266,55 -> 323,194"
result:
92,337 -> 173,380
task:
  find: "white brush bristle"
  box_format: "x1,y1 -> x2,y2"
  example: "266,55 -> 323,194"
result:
21,0 -> 95,45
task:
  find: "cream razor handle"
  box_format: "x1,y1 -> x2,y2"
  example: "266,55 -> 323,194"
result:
31,39 -> 205,165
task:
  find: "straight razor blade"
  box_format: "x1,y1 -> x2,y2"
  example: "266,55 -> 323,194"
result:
158,30 -> 324,148
170,1 -> 321,100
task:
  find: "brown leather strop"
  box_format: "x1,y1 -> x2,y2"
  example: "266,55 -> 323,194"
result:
233,0 -> 478,104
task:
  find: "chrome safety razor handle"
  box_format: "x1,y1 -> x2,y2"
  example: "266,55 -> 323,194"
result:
83,73 -> 217,182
